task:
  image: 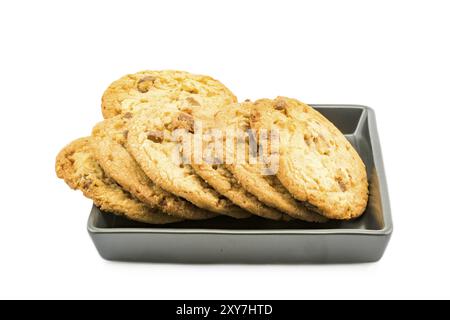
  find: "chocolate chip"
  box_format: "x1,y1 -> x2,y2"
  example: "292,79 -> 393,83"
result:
187,88 -> 199,94
137,76 -> 156,93
304,134 -> 312,146
147,131 -> 164,143
82,179 -> 93,189
338,180 -> 347,192
174,113 -> 195,133
274,99 -> 287,111
250,110 -> 260,124
335,177 -> 348,192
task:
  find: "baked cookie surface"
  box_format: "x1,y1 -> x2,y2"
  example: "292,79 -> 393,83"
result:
190,102 -> 290,221
228,163 -> 328,223
91,114 -> 216,220
102,70 -> 237,119
250,97 -> 369,219
55,137 -> 181,224
210,103 -> 325,222
126,108 -> 250,218
192,163 -> 289,221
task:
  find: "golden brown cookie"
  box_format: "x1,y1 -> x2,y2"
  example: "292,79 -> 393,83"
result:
55,137 -> 181,224
101,70 -> 237,119
228,163 -> 328,223
91,114 -> 217,220
126,107 -> 250,218
207,103 -> 325,222
250,97 -> 369,219
192,163 -> 290,221
190,102 -> 291,221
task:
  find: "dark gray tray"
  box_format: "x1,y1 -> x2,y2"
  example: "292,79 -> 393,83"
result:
88,105 -> 392,263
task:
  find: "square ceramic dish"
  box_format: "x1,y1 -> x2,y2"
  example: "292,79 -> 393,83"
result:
88,105 -> 392,263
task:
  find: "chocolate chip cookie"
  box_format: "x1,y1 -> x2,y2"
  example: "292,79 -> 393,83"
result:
102,70 -> 237,119
250,97 -> 369,219
91,114 -> 217,220
55,137 -> 182,224
126,107 -> 250,218
210,103 -> 326,222
190,103 -> 291,221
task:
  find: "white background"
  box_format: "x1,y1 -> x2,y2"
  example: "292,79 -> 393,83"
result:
1,0 -> 449,300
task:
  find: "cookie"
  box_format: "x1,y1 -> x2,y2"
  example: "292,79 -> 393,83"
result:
55,137 -> 182,224
189,102 -> 289,221
228,163 -> 328,223
91,114 -> 217,220
101,70 -> 237,119
126,108 -> 250,218
208,103 -> 326,222
250,97 -> 369,219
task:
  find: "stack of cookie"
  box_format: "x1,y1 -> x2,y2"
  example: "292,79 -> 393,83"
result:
56,70 -> 368,224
